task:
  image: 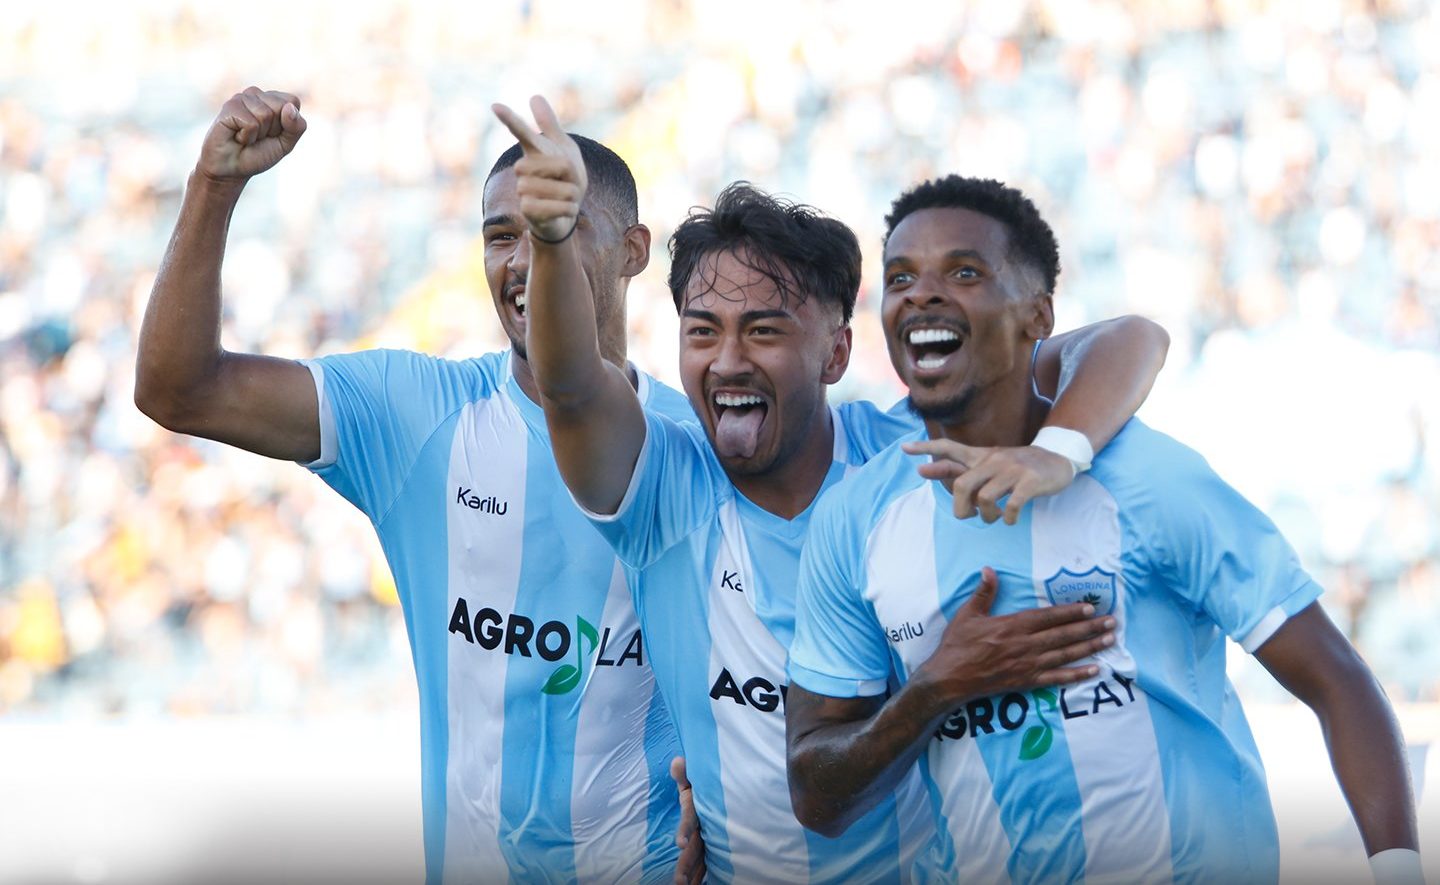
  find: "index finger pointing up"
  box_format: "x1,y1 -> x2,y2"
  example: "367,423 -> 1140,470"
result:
529,95 -> 565,141
492,102 -> 546,154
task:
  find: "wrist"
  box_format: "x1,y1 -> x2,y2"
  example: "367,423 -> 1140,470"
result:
1370,848 -> 1423,885
188,168 -> 249,201
1032,425 -> 1094,476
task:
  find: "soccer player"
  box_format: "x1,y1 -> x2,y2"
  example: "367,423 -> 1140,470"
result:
784,175 -> 1424,884
134,87 -> 693,883
493,97 -> 1166,883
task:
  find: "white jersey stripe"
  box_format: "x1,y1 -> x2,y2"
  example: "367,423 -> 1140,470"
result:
709,499 -> 810,883
868,486 -> 1010,883
570,557 -> 652,885
1030,479 -> 1173,884
442,394 -> 528,883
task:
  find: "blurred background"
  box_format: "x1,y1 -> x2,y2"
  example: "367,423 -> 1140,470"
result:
1,0 -> 1437,881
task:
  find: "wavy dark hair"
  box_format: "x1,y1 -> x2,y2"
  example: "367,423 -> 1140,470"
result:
487,134 -> 638,226
884,176 -> 1060,295
667,182 -> 860,323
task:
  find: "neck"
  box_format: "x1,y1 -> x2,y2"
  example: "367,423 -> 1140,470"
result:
925,372 -> 1049,448
727,405 -> 834,521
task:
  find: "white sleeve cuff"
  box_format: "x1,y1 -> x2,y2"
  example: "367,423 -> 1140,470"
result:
1369,848 -> 1423,885
299,360 -> 338,470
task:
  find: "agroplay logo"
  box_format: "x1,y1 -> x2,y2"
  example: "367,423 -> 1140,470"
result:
934,673 -> 1140,761
447,596 -> 644,695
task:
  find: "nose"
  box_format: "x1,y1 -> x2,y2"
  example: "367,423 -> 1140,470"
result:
509,231 -> 534,277
709,330 -> 753,379
902,273 -> 947,308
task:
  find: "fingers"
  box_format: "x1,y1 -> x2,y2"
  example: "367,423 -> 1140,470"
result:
903,438 -> 985,466
915,459 -> 965,490
670,756 -> 690,790
949,463 -> 989,520
973,473 -> 1011,524
1001,600 -> 1099,631
529,94 -> 565,140
492,102 -> 546,153
961,567 -> 999,616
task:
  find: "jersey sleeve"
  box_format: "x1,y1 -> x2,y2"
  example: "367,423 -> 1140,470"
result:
787,491 -> 892,698
837,400 -> 922,462
302,349 -> 489,522
578,409 -> 718,570
1100,426 -> 1323,653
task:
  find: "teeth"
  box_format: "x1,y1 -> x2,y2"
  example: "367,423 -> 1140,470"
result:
715,393 -> 764,408
916,354 -> 947,370
515,294 -> 528,310
908,328 -> 958,345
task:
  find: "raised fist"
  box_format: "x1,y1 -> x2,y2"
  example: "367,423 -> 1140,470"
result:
491,95 -> 588,244
197,86 -> 307,182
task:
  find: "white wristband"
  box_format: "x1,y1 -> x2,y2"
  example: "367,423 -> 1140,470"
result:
1032,426 -> 1094,475
1370,848 -> 1423,885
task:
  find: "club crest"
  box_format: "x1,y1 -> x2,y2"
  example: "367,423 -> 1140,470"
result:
1043,566 -> 1117,617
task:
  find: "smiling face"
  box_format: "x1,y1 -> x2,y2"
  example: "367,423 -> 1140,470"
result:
481,167 -> 632,362
679,247 -> 851,480
881,207 -> 1053,423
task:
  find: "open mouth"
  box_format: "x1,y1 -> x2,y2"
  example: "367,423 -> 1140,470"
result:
905,326 -> 963,374
712,391 -> 768,460
514,291 -> 527,316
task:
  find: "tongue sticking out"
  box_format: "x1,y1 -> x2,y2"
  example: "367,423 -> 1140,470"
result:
715,407 -> 765,459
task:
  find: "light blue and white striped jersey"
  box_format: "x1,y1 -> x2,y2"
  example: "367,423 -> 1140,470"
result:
302,349 -> 693,885
789,419 -> 1324,885
583,400 -> 934,884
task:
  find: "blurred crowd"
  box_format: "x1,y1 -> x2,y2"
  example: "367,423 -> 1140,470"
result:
1,0 -> 1437,716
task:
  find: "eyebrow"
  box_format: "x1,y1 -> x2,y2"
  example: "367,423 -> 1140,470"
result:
883,248 -> 991,271
483,209 -> 592,230
681,308 -> 795,324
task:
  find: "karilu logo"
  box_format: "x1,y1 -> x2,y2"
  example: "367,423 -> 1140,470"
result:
447,596 -> 643,695
455,486 -> 508,515
934,672 -> 1139,761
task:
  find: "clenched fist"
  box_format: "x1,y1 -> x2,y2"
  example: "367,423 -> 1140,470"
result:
197,86 -> 307,183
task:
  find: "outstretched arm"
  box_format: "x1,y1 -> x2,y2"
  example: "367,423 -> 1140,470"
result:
1255,603 -> 1421,875
134,87 -> 320,462
491,97 -> 646,515
907,315 -> 1169,524
787,569 -> 1115,836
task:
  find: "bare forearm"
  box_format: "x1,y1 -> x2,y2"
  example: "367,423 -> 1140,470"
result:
528,239 -> 618,405
787,681 -> 950,836
1039,316 -> 1168,451
135,172 -> 245,417
1316,669 -> 1418,854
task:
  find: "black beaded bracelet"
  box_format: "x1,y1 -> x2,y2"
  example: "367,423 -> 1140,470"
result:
532,222 -> 577,245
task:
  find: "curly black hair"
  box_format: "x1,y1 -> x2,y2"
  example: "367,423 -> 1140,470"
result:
884,176 -> 1060,295
487,134 -> 638,227
668,182 -> 860,323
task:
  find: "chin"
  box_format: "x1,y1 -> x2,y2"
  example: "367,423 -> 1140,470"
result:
906,385 -> 974,423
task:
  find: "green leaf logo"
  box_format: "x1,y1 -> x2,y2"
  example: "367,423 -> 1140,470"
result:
542,664 -> 581,695
1032,688 -> 1058,713
1019,724 -> 1053,760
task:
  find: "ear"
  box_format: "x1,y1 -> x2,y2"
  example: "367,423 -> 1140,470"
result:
1024,292 -> 1054,342
820,323 -> 853,385
621,223 -> 651,279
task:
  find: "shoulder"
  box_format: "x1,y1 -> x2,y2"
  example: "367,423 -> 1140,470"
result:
638,372 -> 697,424
311,347 -> 507,400
834,398 -> 923,463
816,432 -> 929,533
1088,419 -> 1219,499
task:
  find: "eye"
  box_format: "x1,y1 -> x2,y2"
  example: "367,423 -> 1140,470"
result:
485,231 -> 517,245
685,325 -> 717,337
750,325 -> 782,336
886,271 -> 915,288
954,266 -> 980,280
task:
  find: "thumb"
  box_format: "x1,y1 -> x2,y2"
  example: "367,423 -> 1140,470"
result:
903,438 -> 986,470
670,756 -> 689,789
278,103 -> 306,153
964,566 -> 999,615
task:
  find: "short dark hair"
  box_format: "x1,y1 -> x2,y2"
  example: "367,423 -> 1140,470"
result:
487,134 -> 639,226
884,176 -> 1060,295
668,182 -> 860,323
